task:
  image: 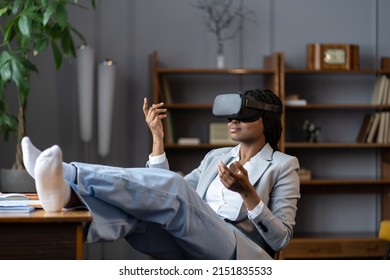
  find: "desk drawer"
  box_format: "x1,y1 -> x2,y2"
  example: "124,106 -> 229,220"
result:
0,223 -> 78,259
341,239 -> 388,257
280,238 -> 387,259
280,240 -> 342,259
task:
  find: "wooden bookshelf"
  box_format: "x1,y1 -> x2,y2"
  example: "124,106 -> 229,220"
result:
281,53 -> 390,259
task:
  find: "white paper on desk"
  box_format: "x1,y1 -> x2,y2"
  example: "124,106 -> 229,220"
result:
0,199 -> 42,207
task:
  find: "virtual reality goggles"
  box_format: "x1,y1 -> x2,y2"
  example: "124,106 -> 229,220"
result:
212,93 -> 282,122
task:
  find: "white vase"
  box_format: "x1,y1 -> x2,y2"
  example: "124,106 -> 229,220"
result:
217,53 -> 225,69
76,44 -> 95,143
97,59 -> 116,157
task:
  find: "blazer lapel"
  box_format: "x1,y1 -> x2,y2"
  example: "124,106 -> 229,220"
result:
247,143 -> 273,187
195,143 -> 274,197
196,153 -> 233,198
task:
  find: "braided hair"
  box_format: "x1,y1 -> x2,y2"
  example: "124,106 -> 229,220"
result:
243,89 -> 283,151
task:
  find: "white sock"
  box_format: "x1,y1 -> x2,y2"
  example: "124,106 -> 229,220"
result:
34,145 -> 71,212
21,136 -> 76,182
21,137 -> 41,178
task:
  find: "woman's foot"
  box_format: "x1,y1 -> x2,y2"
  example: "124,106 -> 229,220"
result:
21,136 -> 76,182
34,145 -> 71,212
21,137 -> 41,178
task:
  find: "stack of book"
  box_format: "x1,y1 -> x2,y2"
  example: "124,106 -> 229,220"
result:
285,94 -> 307,106
0,193 -> 40,213
357,112 -> 390,143
356,75 -> 390,143
371,75 -> 390,105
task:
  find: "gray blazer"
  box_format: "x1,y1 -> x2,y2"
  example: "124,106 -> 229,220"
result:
149,143 -> 300,259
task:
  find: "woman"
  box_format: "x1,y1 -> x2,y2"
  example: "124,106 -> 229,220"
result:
22,89 -> 300,260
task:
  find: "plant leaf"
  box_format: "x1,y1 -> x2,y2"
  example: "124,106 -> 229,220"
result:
43,3 -> 56,26
0,51 -> 11,68
56,2 -> 68,29
10,56 -> 26,89
61,27 -> 76,57
70,25 -> 86,44
51,40 -> 62,70
18,14 -> 31,38
0,7 -> 9,17
3,19 -> 16,44
33,36 -> 49,53
40,0 -> 49,8
0,113 -> 18,141
12,0 -> 23,15
19,57 -> 38,73
0,62 -> 12,82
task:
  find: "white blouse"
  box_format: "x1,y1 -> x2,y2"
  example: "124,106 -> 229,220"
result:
204,145 -> 261,221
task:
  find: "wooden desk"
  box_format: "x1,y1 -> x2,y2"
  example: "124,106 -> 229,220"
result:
0,210 -> 92,260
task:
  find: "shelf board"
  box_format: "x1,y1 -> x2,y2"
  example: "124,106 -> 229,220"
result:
164,104 -> 212,109
292,231 -> 380,239
299,179 -> 390,194
285,142 -> 390,148
284,68 -> 379,74
165,143 -> 235,149
165,103 -> 390,112
285,104 -> 390,109
166,142 -> 390,149
300,179 -> 390,186
157,68 -> 275,75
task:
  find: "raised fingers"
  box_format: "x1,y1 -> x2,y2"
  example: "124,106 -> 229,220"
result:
143,98 -> 148,113
144,100 -> 166,120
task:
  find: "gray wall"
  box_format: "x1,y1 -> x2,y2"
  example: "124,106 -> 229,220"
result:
1,0 -> 389,259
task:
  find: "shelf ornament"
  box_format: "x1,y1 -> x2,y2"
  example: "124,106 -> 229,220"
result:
302,120 -> 321,143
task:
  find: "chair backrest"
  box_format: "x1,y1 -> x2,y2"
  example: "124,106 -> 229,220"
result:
379,220 -> 390,260
379,220 -> 390,241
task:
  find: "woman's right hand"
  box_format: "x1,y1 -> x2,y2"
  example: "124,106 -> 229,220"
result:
143,98 -> 167,155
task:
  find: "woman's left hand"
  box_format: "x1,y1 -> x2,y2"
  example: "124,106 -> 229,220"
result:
218,161 -> 261,210
218,161 -> 252,193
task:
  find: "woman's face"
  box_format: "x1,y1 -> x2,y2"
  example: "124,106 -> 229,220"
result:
227,118 -> 266,145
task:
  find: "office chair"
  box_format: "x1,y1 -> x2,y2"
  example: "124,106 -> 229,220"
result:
379,220 -> 390,259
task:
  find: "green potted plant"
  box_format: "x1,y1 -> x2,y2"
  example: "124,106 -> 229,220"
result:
0,0 -> 96,191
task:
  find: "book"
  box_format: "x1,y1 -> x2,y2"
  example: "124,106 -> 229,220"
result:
163,111 -> 175,144
0,205 -> 35,213
382,77 -> 390,105
177,137 -> 201,145
285,94 -> 307,106
366,112 -> 381,143
376,112 -> 387,143
0,193 -> 29,200
298,168 -> 311,180
381,77 -> 389,104
285,99 -> 307,106
384,112 -> 390,143
160,76 -> 172,103
0,198 -> 42,208
371,75 -> 388,104
356,114 -> 374,143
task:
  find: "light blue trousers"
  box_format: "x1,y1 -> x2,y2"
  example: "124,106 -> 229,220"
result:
70,162 -> 237,259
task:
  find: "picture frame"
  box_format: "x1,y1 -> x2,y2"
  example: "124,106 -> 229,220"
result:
209,123 -> 237,145
307,43 -> 359,71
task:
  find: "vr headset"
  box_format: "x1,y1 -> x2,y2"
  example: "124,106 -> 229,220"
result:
212,93 -> 282,122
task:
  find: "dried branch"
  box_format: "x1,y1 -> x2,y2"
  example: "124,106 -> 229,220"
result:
191,0 -> 256,54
